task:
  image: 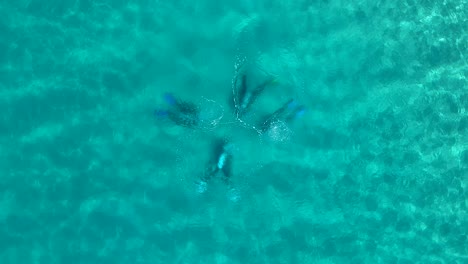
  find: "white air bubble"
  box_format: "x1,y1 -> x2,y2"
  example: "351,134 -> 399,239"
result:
196,180 -> 208,194
264,120 -> 292,142
196,96 -> 225,130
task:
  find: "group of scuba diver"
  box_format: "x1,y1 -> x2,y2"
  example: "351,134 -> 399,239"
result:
154,70 -> 306,201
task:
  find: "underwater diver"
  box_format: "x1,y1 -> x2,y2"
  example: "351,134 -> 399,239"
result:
201,139 -> 233,184
154,93 -> 200,128
196,139 -> 240,201
233,74 -> 276,117
260,98 -> 306,133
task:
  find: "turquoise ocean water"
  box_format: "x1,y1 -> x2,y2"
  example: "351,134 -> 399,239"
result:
0,0 -> 467,263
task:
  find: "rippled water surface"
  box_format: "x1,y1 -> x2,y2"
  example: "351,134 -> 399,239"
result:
0,1 -> 467,263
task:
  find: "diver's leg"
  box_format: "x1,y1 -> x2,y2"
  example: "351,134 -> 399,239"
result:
197,139 -> 227,193
154,109 -> 169,118
160,93 -> 200,128
220,164 -> 240,202
242,77 -> 277,117
163,93 -> 178,106
236,74 -> 253,117
163,93 -> 196,114
232,73 -> 247,115
196,165 -> 217,194
238,74 -> 248,105
260,99 -> 294,131
252,77 -> 276,98
217,142 -> 240,202
220,157 -> 232,184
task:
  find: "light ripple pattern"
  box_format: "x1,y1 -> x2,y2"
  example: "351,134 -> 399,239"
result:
0,0 -> 467,263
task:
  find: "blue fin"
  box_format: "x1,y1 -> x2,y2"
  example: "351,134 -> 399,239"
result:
163,93 -> 177,106
287,99 -> 298,109
295,106 -> 306,118
154,109 -> 169,118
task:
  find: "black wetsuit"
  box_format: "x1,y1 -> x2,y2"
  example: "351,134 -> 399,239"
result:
202,139 -> 232,184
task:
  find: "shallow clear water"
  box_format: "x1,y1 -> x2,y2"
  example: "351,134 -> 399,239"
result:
0,1 -> 467,263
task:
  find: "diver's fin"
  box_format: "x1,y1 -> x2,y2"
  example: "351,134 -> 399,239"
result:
287,99 -> 298,109
154,109 -> 169,118
295,106 -> 306,117
285,105 -> 306,122
271,99 -> 295,120
163,93 -> 177,106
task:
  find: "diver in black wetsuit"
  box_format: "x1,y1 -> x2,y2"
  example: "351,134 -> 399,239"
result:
153,75 -> 304,202
201,139 -> 233,184
154,93 -> 200,128
260,98 -> 306,133
196,139 -> 240,201
197,138 -> 240,201
233,74 -> 276,117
